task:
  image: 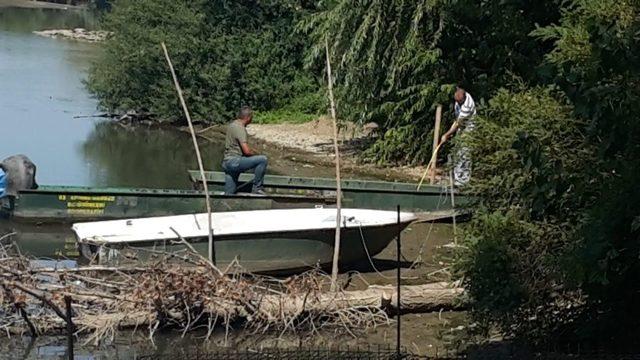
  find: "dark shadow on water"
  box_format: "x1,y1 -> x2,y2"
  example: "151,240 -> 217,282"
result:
81,122 -> 225,189
0,6 -> 97,32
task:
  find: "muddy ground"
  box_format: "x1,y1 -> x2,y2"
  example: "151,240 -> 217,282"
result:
198,118 -> 444,183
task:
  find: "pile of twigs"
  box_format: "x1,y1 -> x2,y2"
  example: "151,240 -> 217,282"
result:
0,243 -> 390,344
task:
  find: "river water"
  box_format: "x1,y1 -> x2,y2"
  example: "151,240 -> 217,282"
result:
0,6 -> 223,189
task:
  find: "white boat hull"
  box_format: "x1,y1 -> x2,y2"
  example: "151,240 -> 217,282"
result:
73,208 -> 417,273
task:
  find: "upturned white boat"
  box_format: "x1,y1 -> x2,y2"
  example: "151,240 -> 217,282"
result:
72,208 -> 417,273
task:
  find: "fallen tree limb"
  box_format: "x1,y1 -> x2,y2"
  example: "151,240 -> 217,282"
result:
0,249 -> 465,341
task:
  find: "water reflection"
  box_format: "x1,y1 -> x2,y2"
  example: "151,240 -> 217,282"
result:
0,7 -> 100,186
81,122 -> 225,189
0,6 -> 97,32
0,222 -> 73,258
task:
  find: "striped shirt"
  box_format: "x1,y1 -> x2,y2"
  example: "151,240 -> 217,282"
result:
454,92 -> 477,133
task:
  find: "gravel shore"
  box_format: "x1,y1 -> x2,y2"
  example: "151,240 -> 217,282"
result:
216,117 -> 434,182
0,0 -> 85,10
33,28 -> 110,42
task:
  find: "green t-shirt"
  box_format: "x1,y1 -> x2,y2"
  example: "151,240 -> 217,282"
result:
224,120 -> 248,160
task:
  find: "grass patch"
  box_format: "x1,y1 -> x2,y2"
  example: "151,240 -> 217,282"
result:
254,110 -> 318,124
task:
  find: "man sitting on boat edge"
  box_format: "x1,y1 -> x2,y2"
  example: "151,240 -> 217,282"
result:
222,106 -> 268,195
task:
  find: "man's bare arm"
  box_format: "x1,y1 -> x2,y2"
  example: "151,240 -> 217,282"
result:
240,142 -> 257,156
440,121 -> 460,145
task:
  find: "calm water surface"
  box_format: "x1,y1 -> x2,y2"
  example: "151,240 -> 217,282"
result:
0,7 -> 223,189
0,7 -> 227,260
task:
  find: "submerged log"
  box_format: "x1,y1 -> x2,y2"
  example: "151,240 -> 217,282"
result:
252,282 -> 464,317
1,282 -> 464,336
0,249 -> 464,339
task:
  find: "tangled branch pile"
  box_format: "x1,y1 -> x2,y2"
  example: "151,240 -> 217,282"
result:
0,247 -> 398,344
0,242 -> 454,346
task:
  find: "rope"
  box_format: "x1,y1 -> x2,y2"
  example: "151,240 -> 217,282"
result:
408,184 -> 448,271
356,223 -> 393,279
356,222 -> 417,281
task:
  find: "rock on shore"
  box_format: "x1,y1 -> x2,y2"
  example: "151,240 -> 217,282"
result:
33,28 -> 111,42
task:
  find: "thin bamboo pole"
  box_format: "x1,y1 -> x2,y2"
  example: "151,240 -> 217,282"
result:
449,169 -> 457,245
429,105 -> 443,184
325,39 -> 342,292
417,142 -> 444,191
161,42 -> 216,265
395,205 -> 401,356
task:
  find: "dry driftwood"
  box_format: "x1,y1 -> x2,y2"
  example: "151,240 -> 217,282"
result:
0,243 -> 464,343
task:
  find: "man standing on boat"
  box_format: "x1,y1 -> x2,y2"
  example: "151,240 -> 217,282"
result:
439,87 -> 476,186
222,106 -> 268,195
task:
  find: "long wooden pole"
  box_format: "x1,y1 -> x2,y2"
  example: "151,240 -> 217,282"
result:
161,42 -> 216,265
395,205 -> 402,357
65,296 -> 74,360
417,142 -> 444,191
326,39 -> 342,292
449,169 -> 458,245
429,105 -> 443,184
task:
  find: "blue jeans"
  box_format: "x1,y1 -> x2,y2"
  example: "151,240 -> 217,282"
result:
222,155 -> 268,194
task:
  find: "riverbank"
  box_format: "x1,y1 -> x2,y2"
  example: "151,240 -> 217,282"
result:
200,117 -> 437,183
33,28 -> 109,42
0,0 -> 85,10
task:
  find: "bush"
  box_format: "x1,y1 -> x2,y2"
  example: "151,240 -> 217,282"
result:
87,0 -> 321,124
303,0 -> 560,164
455,87 -> 596,343
535,1 -> 640,342
456,0 -> 640,347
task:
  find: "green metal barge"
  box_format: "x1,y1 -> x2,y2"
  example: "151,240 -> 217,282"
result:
0,171 -> 466,224
189,171 -> 464,214
0,185 -> 333,223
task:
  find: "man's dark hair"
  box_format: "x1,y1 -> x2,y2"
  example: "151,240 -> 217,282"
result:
238,106 -> 253,120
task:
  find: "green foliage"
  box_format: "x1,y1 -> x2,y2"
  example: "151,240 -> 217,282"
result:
254,90 -> 324,124
441,0 -> 561,99
532,0 -> 640,342
302,0 -> 452,163
457,0 -> 640,346
87,0 -> 320,124
254,111 -> 317,125
456,88 -> 594,342
464,88 -> 594,219
533,0 -> 640,159
303,0 -> 560,164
